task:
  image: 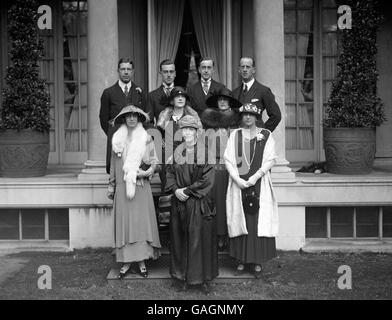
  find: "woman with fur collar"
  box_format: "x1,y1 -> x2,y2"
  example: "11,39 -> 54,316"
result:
224,103 -> 278,279
156,87 -> 200,191
201,90 -> 241,251
107,105 -> 161,278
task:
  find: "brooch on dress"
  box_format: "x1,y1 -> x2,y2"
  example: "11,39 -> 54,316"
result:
256,132 -> 265,141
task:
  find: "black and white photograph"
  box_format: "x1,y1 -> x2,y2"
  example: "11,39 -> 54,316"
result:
0,0 -> 392,307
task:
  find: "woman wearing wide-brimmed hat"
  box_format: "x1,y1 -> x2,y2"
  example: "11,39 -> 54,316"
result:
201,90 -> 241,251
224,103 -> 279,279
107,105 -> 161,278
165,115 -> 217,294
156,86 -> 201,191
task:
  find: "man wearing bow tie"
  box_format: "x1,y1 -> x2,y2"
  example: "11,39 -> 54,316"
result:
232,57 -> 281,132
146,59 -> 176,124
99,58 -> 146,174
186,57 -> 227,115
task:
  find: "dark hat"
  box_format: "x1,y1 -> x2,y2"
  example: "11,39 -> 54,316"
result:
169,86 -> 189,101
112,105 -> 150,125
206,91 -> 242,109
239,103 -> 262,117
178,115 -> 201,130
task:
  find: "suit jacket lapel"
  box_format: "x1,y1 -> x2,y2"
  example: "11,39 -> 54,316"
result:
248,80 -> 258,98
115,82 -> 125,96
197,81 -> 205,100
207,80 -> 217,98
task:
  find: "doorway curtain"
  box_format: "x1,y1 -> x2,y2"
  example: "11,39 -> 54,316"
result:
190,0 -> 223,82
152,0 -> 185,88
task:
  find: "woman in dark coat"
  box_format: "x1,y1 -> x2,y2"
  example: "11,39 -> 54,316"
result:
156,87 -> 201,191
165,115 -> 217,294
201,90 -> 241,250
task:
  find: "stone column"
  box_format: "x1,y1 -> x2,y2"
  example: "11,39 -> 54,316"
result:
78,0 -> 119,180
253,0 -> 295,180
375,17 -> 392,167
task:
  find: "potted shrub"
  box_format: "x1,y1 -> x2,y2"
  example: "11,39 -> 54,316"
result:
0,0 -> 51,177
323,0 -> 386,174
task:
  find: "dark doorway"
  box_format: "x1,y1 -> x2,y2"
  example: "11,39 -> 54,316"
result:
174,0 -> 201,88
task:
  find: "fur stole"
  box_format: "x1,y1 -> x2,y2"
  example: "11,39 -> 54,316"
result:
224,128 -> 279,238
112,123 -> 148,200
156,105 -> 200,130
201,108 -> 240,129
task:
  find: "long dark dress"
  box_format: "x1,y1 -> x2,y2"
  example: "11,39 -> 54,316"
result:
201,108 -> 240,236
165,144 -> 218,285
229,131 -> 276,265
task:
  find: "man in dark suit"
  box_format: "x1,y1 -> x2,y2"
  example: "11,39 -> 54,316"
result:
186,57 -> 227,115
146,59 -> 176,124
99,58 -> 146,174
232,57 -> 281,132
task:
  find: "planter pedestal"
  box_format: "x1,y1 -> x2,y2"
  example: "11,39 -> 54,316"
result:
0,129 -> 49,177
324,128 -> 376,175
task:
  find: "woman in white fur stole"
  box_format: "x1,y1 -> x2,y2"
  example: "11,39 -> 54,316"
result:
224,103 -> 279,279
201,90 -> 241,251
107,105 -> 161,278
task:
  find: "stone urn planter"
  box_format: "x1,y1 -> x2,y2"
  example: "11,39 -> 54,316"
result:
324,128 -> 376,175
0,0 -> 51,178
0,129 -> 49,177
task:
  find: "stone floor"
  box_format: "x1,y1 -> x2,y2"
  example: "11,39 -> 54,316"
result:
106,253 -> 257,282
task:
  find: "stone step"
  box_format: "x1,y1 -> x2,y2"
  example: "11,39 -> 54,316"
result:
107,254 -> 256,282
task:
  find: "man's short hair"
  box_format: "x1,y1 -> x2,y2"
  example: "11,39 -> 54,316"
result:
118,58 -> 134,69
200,57 -> 215,67
159,59 -> 175,71
240,57 -> 255,68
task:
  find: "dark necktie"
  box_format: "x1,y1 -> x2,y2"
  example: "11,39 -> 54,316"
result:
243,84 -> 248,94
164,87 -> 171,97
124,85 -> 129,97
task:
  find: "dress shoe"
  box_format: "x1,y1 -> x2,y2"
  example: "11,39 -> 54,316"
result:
139,265 -> 148,278
253,265 -> 263,279
234,264 -> 245,276
118,263 -> 132,279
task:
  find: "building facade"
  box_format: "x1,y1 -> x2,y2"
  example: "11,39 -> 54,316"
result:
1,0 -> 392,252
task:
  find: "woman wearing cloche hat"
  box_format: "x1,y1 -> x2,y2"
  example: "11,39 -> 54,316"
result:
156,87 -> 201,191
107,105 -> 161,279
223,103 -> 279,279
200,89 -> 241,251
165,114 -> 218,294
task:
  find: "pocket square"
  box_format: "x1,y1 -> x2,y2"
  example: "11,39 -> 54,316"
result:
251,99 -> 259,103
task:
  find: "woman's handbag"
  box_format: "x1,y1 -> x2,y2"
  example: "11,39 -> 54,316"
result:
242,186 -> 259,214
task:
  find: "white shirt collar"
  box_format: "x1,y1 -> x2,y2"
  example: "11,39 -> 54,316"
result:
201,78 -> 212,85
243,78 -> 255,90
118,80 -> 131,91
163,83 -> 174,89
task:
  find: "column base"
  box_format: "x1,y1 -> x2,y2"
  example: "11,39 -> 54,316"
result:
271,158 -> 296,182
78,160 -> 109,181
374,157 -> 392,168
